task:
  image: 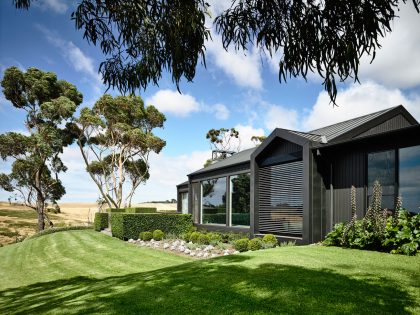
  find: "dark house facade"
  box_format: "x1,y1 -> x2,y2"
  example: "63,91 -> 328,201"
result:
177,106 -> 420,244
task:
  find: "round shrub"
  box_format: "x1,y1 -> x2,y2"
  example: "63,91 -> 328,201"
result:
139,231 -> 153,241
189,231 -> 201,243
262,234 -> 278,248
234,238 -> 250,252
180,232 -> 192,242
248,238 -> 263,251
153,229 -> 165,241
207,232 -> 223,245
198,233 -> 210,245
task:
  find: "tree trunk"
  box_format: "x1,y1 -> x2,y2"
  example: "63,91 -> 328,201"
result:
37,195 -> 45,231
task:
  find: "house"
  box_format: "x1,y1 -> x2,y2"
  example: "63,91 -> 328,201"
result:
176,105 -> 420,244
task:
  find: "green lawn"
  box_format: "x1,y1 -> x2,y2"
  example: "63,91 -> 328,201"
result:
0,230 -> 419,314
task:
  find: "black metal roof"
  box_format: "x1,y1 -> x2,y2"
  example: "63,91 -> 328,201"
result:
186,105 -> 418,177
188,147 -> 255,176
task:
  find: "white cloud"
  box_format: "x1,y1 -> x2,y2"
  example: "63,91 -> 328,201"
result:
146,90 -> 200,117
359,3 -> 420,88
303,81 -> 420,131
264,105 -> 299,131
234,124 -> 265,150
146,89 -> 230,119
36,25 -> 103,94
34,0 -> 68,14
206,31 -> 263,90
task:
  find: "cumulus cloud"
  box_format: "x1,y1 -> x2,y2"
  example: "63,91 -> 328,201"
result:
146,90 -> 200,117
34,0 -> 68,14
146,89 -> 229,119
36,25 -> 103,97
303,81 -> 420,131
359,3 -> 420,89
234,124 -> 265,150
264,105 -> 300,131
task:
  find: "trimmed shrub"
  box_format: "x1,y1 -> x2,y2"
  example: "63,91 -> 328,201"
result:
153,229 -> 165,241
189,231 -> 201,243
139,231 -> 153,241
94,213 -> 109,231
248,237 -> 263,251
234,238 -> 250,252
198,233 -> 210,245
106,208 -> 125,213
262,234 -> 278,248
126,207 -> 157,213
110,213 -> 193,240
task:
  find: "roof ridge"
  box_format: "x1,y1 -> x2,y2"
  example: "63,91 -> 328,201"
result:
309,106 -> 399,133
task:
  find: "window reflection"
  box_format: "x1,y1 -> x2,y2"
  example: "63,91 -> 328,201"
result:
399,146 -> 420,214
230,173 -> 250,226
202,177 -> 227,224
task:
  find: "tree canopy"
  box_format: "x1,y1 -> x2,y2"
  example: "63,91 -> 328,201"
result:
71,94 -> 166,209
13,0 -> 420,103
0,67 -> 83,230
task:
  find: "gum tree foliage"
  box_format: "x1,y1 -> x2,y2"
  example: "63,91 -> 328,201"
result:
13,0 -> 420,103
0,67 -> 82,231
70,95 -> 165,209
205,127 -> 240,167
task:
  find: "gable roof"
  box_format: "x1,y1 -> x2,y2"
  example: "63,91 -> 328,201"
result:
187,105 -> 418,176
188,147 -> 255,176
308,105 -> 418,142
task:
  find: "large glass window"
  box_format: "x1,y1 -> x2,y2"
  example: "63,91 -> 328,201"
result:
201,177 -> 227,224
230,173 -> 251,226
368,150 -> 396,209
399,145 -> 420,214
181,192 -> 188,214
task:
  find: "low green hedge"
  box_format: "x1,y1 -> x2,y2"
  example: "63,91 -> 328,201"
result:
125,207 -> 157,213
106,208 -> 125,213
111,213 -> 193,240
94,213 -> 109,231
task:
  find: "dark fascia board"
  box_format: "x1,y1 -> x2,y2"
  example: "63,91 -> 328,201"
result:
313,123 -> 420,149
251,128 -> 312,161
176,181 -> 189,188
327,105 -> 418,144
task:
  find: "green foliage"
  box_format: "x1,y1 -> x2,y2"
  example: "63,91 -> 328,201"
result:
94,213 -> 109,231
197,233 -> 210,245
189,231 -> 201,244
125,207 -> 157,213
110,213 -> 193,240
74,93 -> 166,210
0,67 -> 83,230
262,234 -> 278,248
324,223 -> 346,247
139,231 -> 153,241
383,210 -> 420,256
26,226 -> 92,240
248,237 -> 263,251
152,229 -> 165,241
207,232 -> 223,246
233,238 -> 250,252
106,208 -> 126,213
223,231 -> 249,244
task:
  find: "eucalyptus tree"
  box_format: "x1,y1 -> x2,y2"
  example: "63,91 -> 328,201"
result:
0,67 -> 83,230
72,95 -> 165,209
13,0 -> 420,103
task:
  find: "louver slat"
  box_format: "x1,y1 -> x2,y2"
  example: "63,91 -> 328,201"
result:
258,161 -> 303,237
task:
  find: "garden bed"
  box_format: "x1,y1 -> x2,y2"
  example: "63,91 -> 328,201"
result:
128,238 -> 239,258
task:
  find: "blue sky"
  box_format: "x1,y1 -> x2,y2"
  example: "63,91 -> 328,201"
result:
1,0 -> 420,203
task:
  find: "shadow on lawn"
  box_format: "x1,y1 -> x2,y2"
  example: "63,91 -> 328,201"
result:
0,255 -> 416,315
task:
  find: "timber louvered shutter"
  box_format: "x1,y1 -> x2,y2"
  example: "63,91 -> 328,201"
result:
258,161 -> 303,237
